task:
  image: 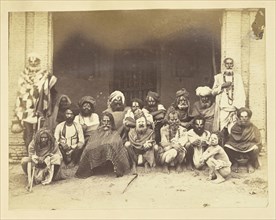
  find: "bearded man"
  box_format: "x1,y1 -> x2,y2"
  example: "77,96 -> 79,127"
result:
125,109 -> 157,174
185,116 -> 211,170
224,107 -> 262,173
158,108 -> 189,174
143,91 -> 166,144
21,128 -> 62,189
103,90 -> 130,139
191,86 -> 215,132
54,104 -> 84,166
212,58 -> 246,136
75,112 -> 130,178
12,53 -> 57,152
74,96 -> 100,143
169,88 -> 193,130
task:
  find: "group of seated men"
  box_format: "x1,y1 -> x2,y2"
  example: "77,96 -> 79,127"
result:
21,87 -> 263,187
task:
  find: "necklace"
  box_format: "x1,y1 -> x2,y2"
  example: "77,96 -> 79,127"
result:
223,72 -> 234,105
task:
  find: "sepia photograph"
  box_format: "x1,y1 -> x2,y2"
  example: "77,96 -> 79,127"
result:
1,1 -> 275,219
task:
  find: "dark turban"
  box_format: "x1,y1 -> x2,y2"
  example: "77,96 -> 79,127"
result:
78,96 -> 96,108
65,103 -> 79,116
237,107 -> 252,119
176,88 -> 189,98
147,91 -> 160,102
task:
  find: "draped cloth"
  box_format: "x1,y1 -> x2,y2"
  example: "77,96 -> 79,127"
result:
75,129 -> 130,178
225,122 -> 262,153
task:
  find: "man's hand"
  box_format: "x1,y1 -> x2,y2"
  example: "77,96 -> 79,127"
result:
31,155 -> 39,164
144,140 -> 154,150
221,82 -> 232,89
59,143 -> 70,152
191,139 -> 201,146
201,141 -> 209,147
173,143 -> 185,152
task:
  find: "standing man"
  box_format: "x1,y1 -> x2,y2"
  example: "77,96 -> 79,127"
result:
212,58 -> 246,139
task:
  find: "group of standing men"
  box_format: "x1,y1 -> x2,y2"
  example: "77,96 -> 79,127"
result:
13,53 -> 263,188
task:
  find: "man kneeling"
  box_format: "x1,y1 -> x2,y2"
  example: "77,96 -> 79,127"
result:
125,109 -> 157,174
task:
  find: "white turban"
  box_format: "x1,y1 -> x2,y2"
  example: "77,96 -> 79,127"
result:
27,52 -> 41,61
109,90 -> 125,104
196,86 -> 212,96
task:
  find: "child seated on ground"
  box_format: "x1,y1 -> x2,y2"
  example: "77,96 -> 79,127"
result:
199,132 -> 232,184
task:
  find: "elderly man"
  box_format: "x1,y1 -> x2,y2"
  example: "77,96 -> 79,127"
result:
224,107 -> 262,173
125,109 -> 157,174
143,91 -> 166,144
191,86 -> 215,132
212,58 -> 246,137
185,116 -> 211,170
169,88 -> 193,130
74,96 -> 99,143
158,108 -> 189,174
21,128 -> 62,189
12,53 -> 57,152
75,112 -> 130,178
54,104 -> 84,166
103,90 -> 130,139
123,98 -> 153,129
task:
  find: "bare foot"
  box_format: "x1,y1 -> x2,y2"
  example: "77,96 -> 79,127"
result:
231,162 -> 239,173
186,163 -> 194,171
212,177 -> 226,184
176,164 -> 183,173
162,165 -> 170,174
247,164 -> 255,173
144,163 -> 150,173
207,173 -> 217,181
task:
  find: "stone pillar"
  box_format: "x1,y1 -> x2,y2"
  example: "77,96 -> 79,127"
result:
9,12 -> 53,163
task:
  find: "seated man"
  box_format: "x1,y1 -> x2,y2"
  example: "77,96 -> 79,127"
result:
125,109 -> 157,174
158,107 -> 189,174
54,104 -> 84,166
224,107 -> 262,173
21,128 -> 62,189
169,88 -> 193,130
185,116 -> 211,170
142,91 -> 166,144
103,90 -> 130,140
200,132 -> 231,184
74,96 -> 100,143
191,86 -> 215,132
75,112 -> 130,178
44,94 -> 71,133
123,98 -> 153,129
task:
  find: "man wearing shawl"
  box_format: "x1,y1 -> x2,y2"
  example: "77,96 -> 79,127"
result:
54,104 -> 84,166
158,107 -> 189,174
74,96 -> 100,143
125,109 -> 157,174
75,112 -> 130,178
169,88 -> 193,130
21,128 -> 62,189
103,90 -> 130,140
212,58 -> 246,136
12,53 -> 57,151
44,94 -> 71,132
143,91 -> 166,144
224,107 -> 262,173
191,86 -> 215,132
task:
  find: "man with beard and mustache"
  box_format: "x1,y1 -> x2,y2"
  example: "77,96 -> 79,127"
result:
125,109 -> 157,174
75,112 -> 130,178
157,108 -> 189,174
224,107 -> 262,173
54,104 -> 84,166
191,86 -> 215,132
74,96 -> 100,143
169,88 -> 193,130
103,91 -> 130,139
142,91 -> 166,144
185,116 -> 211,170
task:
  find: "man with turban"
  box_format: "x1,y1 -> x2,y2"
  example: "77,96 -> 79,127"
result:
21,128 -> 62,189
168,88 -> 193,130
74,96 -> 100,143
75,112 -> 130,178
191,86 -> 215,132
54,104 -> 84,166
224,107 -> 262,173
125,109 -> 157,174
143,91 -> 166,144
103,90 -> 130,140
12,52 -> 57,152
157,107 -> 189,174
212,58 -> 246,137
